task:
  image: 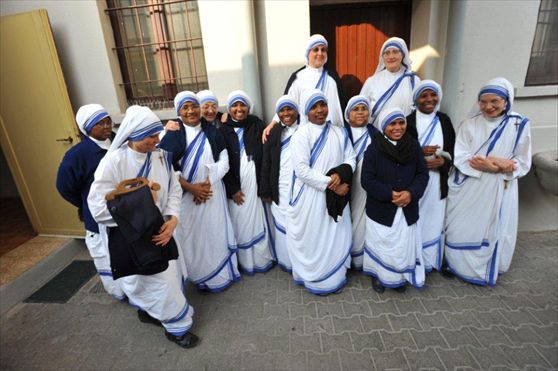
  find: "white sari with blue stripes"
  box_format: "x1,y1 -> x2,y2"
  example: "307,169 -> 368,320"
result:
89,145 -> 194,337
287,122 -> 356,294
445,112 -> 531,286
174,124 -> 240,292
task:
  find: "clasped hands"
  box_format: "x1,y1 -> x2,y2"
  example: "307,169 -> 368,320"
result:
469,155 -> 516,173
327,173 -> 350,197
423,145 -> 445,169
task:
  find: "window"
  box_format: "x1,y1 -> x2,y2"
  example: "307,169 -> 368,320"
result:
525,0 -> 558,86
106,0 -> 208,109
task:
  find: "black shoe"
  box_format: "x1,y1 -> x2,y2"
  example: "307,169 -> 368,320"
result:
371,277 -> 385,294
137,310 -> 163,327
441,265 -> 455,279
394,285 -> 407,293
166,331 -> 200,349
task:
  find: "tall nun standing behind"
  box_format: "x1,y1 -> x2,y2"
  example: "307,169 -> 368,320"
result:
220,90 -> 275,275
360,37 -> 420,129
361,108 -> 429,293
445,77 -> 531,286
88,105 -> 198,348
406,80 -> 456,273
287,89 -> 356,295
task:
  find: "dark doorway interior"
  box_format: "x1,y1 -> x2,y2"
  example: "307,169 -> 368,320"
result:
310,0 -> 412,98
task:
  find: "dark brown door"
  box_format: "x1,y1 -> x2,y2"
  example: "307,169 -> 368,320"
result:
311,1 -> 412,98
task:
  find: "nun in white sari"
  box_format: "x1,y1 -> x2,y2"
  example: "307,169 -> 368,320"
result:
360,37 -> 420,129
287,89 -> 356,295
88,105 -> 198,348
445,78 -> 531,286
169,91 -> 240,292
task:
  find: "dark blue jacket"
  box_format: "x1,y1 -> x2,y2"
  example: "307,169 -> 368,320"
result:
360,136 -> 429,227
56,135 -> 108,233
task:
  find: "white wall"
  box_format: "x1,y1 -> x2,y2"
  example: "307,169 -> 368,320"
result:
0,0 -> 124,119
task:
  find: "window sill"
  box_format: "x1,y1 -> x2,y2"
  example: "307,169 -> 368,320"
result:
516,85 -> 558,98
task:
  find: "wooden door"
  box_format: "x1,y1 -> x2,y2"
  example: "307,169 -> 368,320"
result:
0,10 -> 84,236
311,1 -> 412,98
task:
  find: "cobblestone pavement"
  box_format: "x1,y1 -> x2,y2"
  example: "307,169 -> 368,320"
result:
1,231 -> 557,370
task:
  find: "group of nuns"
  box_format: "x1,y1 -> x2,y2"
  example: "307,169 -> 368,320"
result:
57,34 -> 531,349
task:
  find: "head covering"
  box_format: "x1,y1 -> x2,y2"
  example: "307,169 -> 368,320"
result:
413,80 -> 443,113
375,37 -> 412,74
227,90 -> 253,114
174,91 -> 199,116
468,77 -> 515,118
379,107 -> 406,132
197,90 -> 218,106
109,106 -> 163,153
75,104 -> 109,136
301,89 -> 328,119
275,95 -> 298,114
344,95 -> 370,122
305,34 -> 328,66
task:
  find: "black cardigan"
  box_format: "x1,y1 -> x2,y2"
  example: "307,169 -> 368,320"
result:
405,111 -> 456,199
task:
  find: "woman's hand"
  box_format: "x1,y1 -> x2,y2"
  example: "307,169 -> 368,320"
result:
426,155 -> 445,169
488,156 -> 516,173
165,120 -> 180,131
152,215 -> 177,247
392,190 -> 412,208
327,173 -> 341,190
422,145 -> 440,156
333,183 -> 350,196
262,121 -> 277,143
220,112 -> 228,123
232,190 -> 245,205
469,156 -> 500,173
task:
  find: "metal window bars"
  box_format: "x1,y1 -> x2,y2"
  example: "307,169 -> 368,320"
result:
106,0 -> 208,109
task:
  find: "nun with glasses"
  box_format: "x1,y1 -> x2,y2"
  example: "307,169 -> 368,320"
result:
220,90 -> 275,275
197,89 -> 224,129
444,77 -> 531,286
343,95 -> 378,270
405,80 -> 456,274
287,89 -> 355,295
360,37 -> 420,129
88,105 -> 198,349
361,107 -> 429,294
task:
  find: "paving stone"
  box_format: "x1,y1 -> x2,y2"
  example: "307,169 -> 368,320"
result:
499,294 -> 539,311
525,294 -> 558,309
498,308 -> 544,327
332,315 -> 364,334
370,348 -> 410,370
277,289 -> 303,304
274,317 -> 304,336
526,323 -> 558,346
359,314 -> 393,332
472,294 -> 509,309
469,326 -> 514,347
446,296 -> 484,312
473,309 -> 512,328
415,312 -> 452,330
320,333 -> 354,352
499,344 -> 552,369
394,298 -> 428,315
439,327 -> 483,349
304,316 -> 335,335
409,328 -> 450,350
316,302 -> 345,318
205,352 -> 242,371
464,345 -> 517,370
349,331 -> 384,352
499,325 -> 544,346
289,302 -> 318,319
533,344 -> 558,369
338,350 -> 374,371
451,283 -> 484,298
289,333 -> 322,353
263,303 -> 289,318
341,301 -> 371,317
379,329 -> 417,351
278,351 -> 307,370
435,347 -> 481,370
241,351 -> 278,370
420,297 -> 454,313
528,306 -> 558,325
403,348 -> 445,370
367,300 -> 400,317
306,350 -> 341,371
327,287 -> 355,303
387,312 -> 422,331
444,310 -> 483,329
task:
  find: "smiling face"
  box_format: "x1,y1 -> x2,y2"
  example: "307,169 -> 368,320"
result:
201,101 -> 217,122
384,118 -> 407,141
230,101 -> 249,121
479,93 -> 507,118
415,89 -> 439,114
179,101 -> 201,126
382,47 -> 403,73
278,106 -> 298,127
129,133 -> 160,153
349,104 -> 369,127
307,101 -> 328,125
89,116 -> 113,141
308,44 -> 327,68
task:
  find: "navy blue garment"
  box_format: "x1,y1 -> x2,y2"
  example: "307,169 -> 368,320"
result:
361,133 -> 429,227
56,135 -> 110,233
159,119 -> 226,172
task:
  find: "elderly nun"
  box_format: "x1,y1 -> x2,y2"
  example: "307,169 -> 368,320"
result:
197,89 -> 223,128
360,37 -> 420,128
445,77 -> 531,286
220,90 -> 275,274
88,105 -> 198,348
361,107 -> 429,293
287,89 -> 356,295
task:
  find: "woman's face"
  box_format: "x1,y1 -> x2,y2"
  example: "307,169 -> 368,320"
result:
129,133 -> 160,153
349,104 -> 369,127
307,101 -> 328,125
384,118 -> 407,141
230,102 -> 248,121
179,101 -> 201,126
308,45 -> 327,69
382,47 -> 403,73
201,102 -> 217,122
415,89 -> 439,114
278,106 -> 298,127
479,93 -> 506,118
89,116 -> 113,141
